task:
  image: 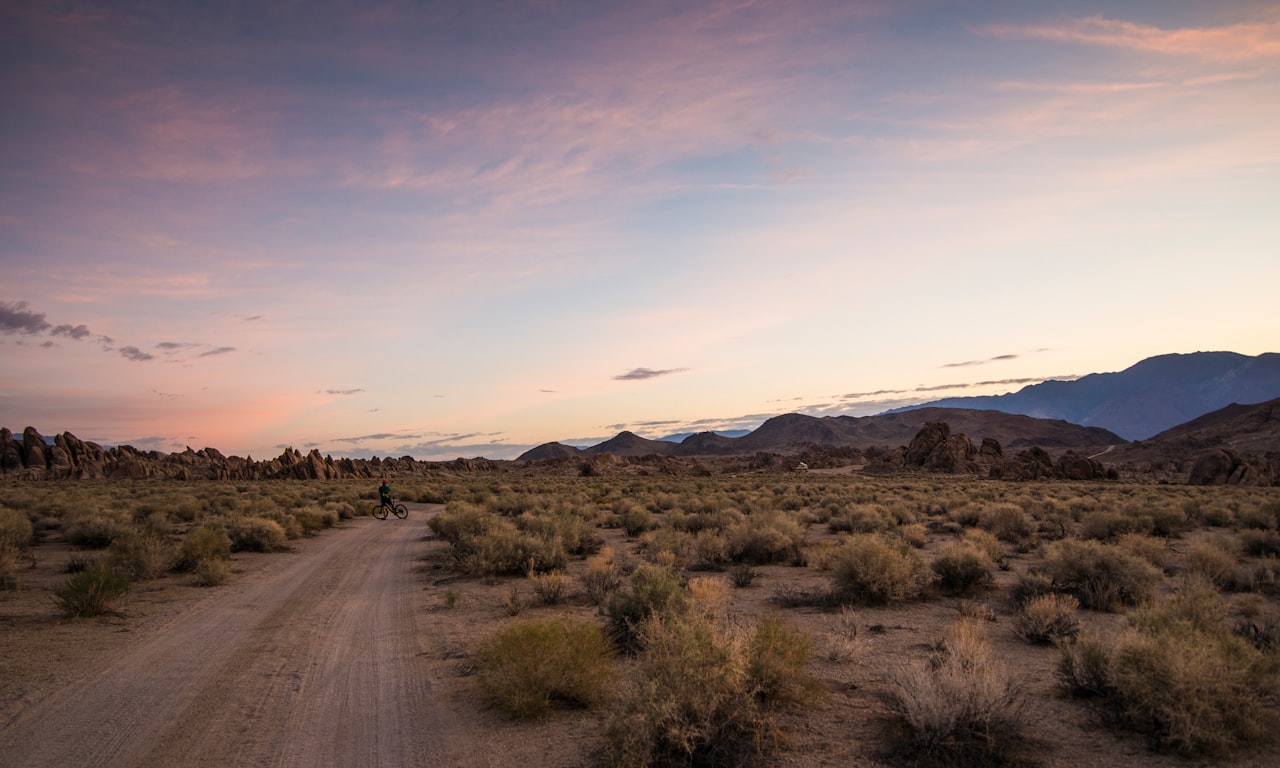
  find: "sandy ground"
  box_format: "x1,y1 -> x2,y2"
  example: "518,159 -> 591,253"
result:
1,504 -> 487,768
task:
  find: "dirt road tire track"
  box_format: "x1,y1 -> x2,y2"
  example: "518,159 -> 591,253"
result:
2,504 -> 478,768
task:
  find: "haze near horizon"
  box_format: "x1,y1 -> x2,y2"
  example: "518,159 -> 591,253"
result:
3,1 -> 1278,460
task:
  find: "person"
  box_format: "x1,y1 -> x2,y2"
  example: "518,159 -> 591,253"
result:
378,477 -> 392,508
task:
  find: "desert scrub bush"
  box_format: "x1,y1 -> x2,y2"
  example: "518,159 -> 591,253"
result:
53,561 -> 131,617
473,617 -> 613,719
724,510 -> 804,565
601,612 -> 814,768
827,503 -> 895,533
580,547 -> 624,604
747,616 -> 821,707
1184,537 -> 1250,591
427,502 -> 493,542
961,528 -> 1005,564
516,511 -> 601,556
1080,508 -> 1149,541
528,570 -> 571,605
618,501 -> 656,537
64,513 -> 129,548
1057,583 -> 1279,757
175,524 -> 232,571
831,533 -> 930,605
886,618 -> 1028,768
978,503 -> 1033,543
0,505 -> 34,550
107,530 -> 173,580
227,516 -> 288,552
1041,539 -> 1160,611
931,540 -> 994,595
291,504 -> 339,535
687,575 -> 732,621
1239,529 -> 1280,557
1115,532 -> 1171,571
1014,594 -> 1080,644
605,563 -> 688,652
193,557 -> 230,586
638,526 -> 697,567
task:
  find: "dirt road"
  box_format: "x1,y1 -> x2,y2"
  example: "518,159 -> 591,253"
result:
2,505 -> 481,768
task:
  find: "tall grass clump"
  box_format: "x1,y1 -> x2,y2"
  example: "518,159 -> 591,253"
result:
580,546 -> 624,604
53,561 -> 131,617
1057,581 -> 1279,757
474,617 -> 613,719
831,533 -> 930,605
1042,539 -> 1160,611
886,619 -> 1029,767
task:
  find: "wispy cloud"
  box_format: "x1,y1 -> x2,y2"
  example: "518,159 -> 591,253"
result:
980,16 -> 1280,63
943,353 -> 1020,368
323,388 -> 365,396
613,367 -> 689,381
199,346 -> 236,357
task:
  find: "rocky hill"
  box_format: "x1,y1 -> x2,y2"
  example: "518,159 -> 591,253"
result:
518,408 -> 1123,461
893,351 -> 1280,440
0,426 -> 482,481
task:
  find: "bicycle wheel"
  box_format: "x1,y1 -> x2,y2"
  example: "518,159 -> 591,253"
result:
393,504 -> 408,519
372,502 -> 388,520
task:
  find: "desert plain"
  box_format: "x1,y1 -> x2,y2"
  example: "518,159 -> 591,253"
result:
2,466 -> 1279,767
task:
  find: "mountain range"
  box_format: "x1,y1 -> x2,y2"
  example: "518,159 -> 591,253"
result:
892,351 -> 1280,440
520,351 -> 1280,461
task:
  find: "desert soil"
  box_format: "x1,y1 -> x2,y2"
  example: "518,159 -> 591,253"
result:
2,501 -> 1275,768
1,504 -> 489,767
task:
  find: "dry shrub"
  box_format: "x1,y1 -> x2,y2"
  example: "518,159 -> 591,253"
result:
605,563 -> 687,652
64,513 -> 128,548
600,612 -> 817,768
978,503 -> 1033,542
53,561 -> 131,617
291,504 -> 339,535
176,525 -> 232,571
886,619 -> 1029,767
748,616 -> 822,707
1115,532 -> 1170,570
427,502 -> 493,542
1080,509 -> 1147,541
1042,539 -> 1160,611
688,575 -> 732,621
901,522 -> 930,549
580,547 -> 624,604
529,570 -> 571,605
619,503 -> 656,537
831,533 -> 930,605
961,528 -> 1004,564
725,511 -> 803,565
931,541 -> 994,595
107,530 -> 173,580
1009,570 -> 1054,608
193,557 -> 230,586
0,506 -> 34,550
474,617 -> 613,719
1184,538 -> 1247,591
828,503 -> 894,533
1014,594 -> 1080,644
1058,583 -> 1279,757
228,517 -> 288,552
639,527 -> 697,567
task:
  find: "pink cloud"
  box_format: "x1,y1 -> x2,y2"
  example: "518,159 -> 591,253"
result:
981,15 -> 1280,62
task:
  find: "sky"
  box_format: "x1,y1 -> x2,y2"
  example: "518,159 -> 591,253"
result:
2,0 -> 1278,461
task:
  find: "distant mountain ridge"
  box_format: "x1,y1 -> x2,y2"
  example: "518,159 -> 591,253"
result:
518,408 -> 1124,461
892,351 -> 1280,440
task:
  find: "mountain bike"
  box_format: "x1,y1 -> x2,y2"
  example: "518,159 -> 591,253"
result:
372,499 -> 408,520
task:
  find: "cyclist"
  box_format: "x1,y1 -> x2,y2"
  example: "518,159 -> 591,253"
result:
378,477 -> 392,509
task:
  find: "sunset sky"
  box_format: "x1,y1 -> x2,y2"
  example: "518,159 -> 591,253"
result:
3,0 -> 1278,461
